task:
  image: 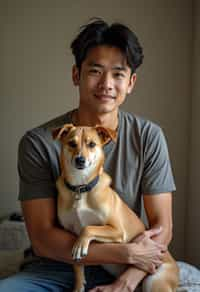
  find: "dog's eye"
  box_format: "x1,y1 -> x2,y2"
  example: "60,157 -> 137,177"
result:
68,140 -> 77,148
88,141 -> 96,148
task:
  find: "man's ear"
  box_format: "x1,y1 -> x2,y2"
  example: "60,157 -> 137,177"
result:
52,124 -> 75,140
95,126 -> 117,145
72,65 -> 80,86
127,73 -> 137,94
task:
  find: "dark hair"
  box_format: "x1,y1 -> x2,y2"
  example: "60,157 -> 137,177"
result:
70,18 -> 144,74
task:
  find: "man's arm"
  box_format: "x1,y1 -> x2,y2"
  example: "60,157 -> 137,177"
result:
143,192 -> 173,245
21,197 -> 165,267
21,198 -> 124,265
112,192 -> 173,291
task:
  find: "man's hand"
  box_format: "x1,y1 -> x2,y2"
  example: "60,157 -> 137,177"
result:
88,228 -> 166,292
127,227 -> 167,274
133,226 -> 164,244
89,278 -> 133,292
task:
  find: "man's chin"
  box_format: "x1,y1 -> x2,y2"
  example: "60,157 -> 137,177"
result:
93,104 -> 117,114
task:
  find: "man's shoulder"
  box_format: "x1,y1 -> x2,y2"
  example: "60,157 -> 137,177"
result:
120,110 -> 162,137
19,110 -> 73,149
38,110 -> 73,130
25,110 -> 73,138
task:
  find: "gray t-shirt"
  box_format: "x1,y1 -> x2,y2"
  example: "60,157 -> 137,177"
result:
18,109 -> 176,217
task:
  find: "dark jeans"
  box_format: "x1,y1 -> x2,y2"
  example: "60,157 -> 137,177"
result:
0,258 -> 116,291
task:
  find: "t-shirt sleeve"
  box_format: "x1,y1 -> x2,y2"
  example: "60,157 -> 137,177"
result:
18,131 -> 57,201
141,125 -> 176,195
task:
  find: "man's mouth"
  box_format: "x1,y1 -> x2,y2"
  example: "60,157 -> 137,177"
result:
94,94 -> 115,101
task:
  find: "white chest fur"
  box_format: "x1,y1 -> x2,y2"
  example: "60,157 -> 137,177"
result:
58,194 -> 104,236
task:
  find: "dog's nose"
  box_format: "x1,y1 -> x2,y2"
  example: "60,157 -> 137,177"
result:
75,156 -> 86,169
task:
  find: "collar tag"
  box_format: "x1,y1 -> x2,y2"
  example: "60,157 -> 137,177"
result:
75,186 -> 82,200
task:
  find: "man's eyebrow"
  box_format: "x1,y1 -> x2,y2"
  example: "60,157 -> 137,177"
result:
112,66 -> 127,71
88,62 -> 128,71
88,62 -> 104,68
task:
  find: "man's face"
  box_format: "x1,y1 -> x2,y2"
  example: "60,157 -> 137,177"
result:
72,45 -> 136,115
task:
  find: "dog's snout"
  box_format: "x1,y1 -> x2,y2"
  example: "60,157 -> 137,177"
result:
75,156 -> 86,169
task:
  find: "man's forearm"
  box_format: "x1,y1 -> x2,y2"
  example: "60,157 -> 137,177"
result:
115,225 -> 170,290
149,224 -> 172,246
117,266 -> 147,291
34,225 -> 147,290
32,225 -> 128,265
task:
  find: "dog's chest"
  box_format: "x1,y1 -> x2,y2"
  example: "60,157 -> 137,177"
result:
58,196 -> 104,235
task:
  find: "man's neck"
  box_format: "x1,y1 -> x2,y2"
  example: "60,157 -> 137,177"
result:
72,108 -> 119,130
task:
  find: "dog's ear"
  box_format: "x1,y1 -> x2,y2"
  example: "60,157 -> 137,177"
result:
52,124 -> 75,140
95,125 -> 117,145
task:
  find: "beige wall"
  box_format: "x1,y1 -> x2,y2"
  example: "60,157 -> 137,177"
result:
0,0 -> 196,264
186,0 -> 200,267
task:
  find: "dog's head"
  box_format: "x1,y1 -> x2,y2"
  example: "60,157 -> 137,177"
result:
52,124 -> 116,175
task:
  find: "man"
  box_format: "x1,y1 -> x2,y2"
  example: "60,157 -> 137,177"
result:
0,19 -> 175,291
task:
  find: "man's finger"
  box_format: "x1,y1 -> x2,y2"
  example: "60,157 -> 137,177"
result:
145,226 -> 163,238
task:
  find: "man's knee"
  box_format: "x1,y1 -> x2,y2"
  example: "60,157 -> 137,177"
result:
0,275 -> 35,291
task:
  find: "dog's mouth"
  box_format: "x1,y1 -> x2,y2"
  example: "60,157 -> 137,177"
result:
75,165 -> 86,170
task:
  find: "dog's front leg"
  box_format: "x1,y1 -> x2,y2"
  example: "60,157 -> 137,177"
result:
73,263 -> 86,292
72,225 -> 124,261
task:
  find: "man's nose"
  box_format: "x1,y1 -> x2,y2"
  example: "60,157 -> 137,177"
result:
98,73 -> 113,90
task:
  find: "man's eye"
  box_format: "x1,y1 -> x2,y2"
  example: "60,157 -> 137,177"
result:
68,141 -> 77,148
89,69 -> 101,74
114,72 -> 125,78
88,141 -> 96,148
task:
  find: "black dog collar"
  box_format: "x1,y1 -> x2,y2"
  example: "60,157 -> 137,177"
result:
64,175 -> 99,199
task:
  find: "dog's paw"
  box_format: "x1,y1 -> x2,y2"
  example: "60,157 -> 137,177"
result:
72,238 -> 89,261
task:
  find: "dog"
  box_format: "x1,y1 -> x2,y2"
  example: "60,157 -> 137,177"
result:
52,124 -> 179,292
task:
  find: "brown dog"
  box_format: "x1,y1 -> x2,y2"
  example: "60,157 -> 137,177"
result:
53,124 -> 179,292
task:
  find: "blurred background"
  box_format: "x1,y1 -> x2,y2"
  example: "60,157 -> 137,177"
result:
0,0 -> 199,268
